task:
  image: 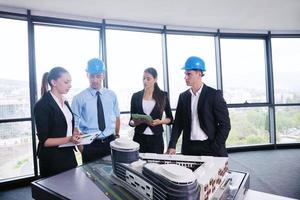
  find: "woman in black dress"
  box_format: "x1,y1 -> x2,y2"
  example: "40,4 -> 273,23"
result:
129,67 -> 173,154
34,67 -> 80,177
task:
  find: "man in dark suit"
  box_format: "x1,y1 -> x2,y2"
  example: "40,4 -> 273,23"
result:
167,56 -> 231,157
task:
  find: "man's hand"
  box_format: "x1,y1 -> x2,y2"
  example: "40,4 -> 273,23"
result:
166,148 -> 176,155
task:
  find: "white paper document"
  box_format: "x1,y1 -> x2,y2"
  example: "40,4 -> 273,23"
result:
59,132 -> 99,147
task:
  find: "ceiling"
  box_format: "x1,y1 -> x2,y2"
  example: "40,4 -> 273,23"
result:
0,0 -> 300,31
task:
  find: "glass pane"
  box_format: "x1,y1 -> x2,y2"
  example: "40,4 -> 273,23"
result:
167,34 -> 216,108
227,107 -> 269,146
0,121 -> 33,181
220,39 -> 267,104
0,18 -> 30,119
119,113 -> 134,140
276,106 -> 300,143
106,29 -> 164,112
272,38 -> 300,104
34,25 -> 99,102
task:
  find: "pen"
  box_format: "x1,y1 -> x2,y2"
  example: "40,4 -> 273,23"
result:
81,134 -> 91,139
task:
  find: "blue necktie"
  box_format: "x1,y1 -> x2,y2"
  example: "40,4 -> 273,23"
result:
96,91 -> 106,131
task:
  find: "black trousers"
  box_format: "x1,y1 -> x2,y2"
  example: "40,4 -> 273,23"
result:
181,139 -> 216,156
82,134 -> 115,164
133,133 -> 164,154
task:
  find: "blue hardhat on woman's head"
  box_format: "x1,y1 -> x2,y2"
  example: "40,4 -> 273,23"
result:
182,56 -> 206,71
86,58 -> 106,74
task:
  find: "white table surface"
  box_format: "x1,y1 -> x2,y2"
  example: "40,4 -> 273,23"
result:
245,189 -> 297,200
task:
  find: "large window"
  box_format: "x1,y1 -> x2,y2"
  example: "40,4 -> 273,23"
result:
276,106 -> 300,143
272,38 -> 300,144
220,38 -> 270,146
106,29 -> 164,111
166,34 -> 216,151
272,38 -> 300,104
0,122 -> 32,180
106,29 -> 164,139
227,107 -> 269,146
167,34 -> 216,108
34,25 -> 100,165
0,18 -> 33,181
34,25 -> 100,101
220,38 -> 267,104
1,12 -> 300,186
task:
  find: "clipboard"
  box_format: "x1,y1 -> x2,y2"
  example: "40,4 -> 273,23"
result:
59,132 -> 99,147
131,114 -> 153,123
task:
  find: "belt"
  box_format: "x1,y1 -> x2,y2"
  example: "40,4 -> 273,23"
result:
94,134 -> 115,143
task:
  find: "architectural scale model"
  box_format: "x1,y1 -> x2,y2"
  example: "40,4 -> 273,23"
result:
110,138 -> 249,200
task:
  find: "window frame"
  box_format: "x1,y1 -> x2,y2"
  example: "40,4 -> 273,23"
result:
1,10 -> 300,187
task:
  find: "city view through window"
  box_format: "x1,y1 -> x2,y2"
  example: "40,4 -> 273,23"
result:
0,18 -> 33,181
0,18 -> 299,182
272,38 -> 300,143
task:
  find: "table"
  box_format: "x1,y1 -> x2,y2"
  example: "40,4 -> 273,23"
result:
31,160 -> 295,200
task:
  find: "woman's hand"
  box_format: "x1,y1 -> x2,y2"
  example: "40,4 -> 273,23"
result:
151,119 -> 162,126
71,128 -> 82,145
69,134 -> 81,144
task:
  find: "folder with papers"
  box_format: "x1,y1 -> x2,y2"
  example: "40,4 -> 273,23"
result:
59,132 -> 99,147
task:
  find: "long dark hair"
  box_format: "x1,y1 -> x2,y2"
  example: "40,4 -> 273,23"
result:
41,67 -> 69,96
144,67 -> 166,115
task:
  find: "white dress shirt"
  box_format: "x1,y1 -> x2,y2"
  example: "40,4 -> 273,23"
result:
50,92 -> 73,137
190,85 -> 208,141
142,99 -> 155,135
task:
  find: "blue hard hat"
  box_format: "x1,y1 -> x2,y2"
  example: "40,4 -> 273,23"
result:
182,56 -> 206,71
86,58 -> 105,74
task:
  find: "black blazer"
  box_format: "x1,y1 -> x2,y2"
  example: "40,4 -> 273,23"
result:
34,91 -> 77,177
168,84 -> 231,156
129,90 -> 173,136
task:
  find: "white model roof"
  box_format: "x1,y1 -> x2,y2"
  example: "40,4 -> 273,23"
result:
144,163 -> 196,184
110,138 -> 140,151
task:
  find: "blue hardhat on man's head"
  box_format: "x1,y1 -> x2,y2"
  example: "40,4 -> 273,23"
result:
182,56 -> 206,71
86,58 -> 105,74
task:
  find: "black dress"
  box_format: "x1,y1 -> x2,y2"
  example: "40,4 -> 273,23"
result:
130,90 -> 173,153
34,92 -> 77,177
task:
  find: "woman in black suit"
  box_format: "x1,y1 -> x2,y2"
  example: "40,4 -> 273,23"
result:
34,67 -> 80,177
129,67 -> 173,154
